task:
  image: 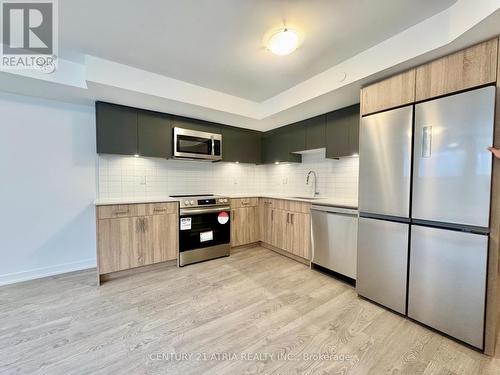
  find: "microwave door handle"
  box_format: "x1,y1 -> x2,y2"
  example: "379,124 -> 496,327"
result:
211,138 -> 215,156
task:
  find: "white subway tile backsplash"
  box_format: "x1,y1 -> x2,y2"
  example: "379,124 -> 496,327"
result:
97,149 -> 359,203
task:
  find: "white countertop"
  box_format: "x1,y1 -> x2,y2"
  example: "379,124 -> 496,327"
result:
220,193 -> 357,209
94,196 -> 178,206
95,194 -> 357,209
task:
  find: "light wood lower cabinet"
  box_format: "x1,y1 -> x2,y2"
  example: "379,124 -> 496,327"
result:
260,201 -> 273,245
258,198 -> 312,260
151,213 -> 178,263
231,206 -> 259,247
96,203 -> 178,278
97,216 -> 134,274
288,212 -> 311,259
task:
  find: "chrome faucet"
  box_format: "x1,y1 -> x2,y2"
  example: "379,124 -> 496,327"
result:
306,171 -> 319,197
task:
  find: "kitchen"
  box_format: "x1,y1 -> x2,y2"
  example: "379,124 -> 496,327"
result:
1,1 -> 500,374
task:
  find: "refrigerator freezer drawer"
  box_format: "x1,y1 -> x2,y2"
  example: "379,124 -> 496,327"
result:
413,86 -> 495,227
359,106 -> 413,218
311,208 -> 358,279
357,217 -> 409,314
408,225 -> 487,349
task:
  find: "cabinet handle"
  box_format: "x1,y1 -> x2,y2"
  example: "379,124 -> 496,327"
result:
287,213 -> 290,224
233,210 -> 236,221
422,126 -> 432,158
114,210 -> 129,215
153,208 -> 166,212
137,218 -> 147,232
143,218 -> 147,232
291,214 -> 294,225
271,210 -> 274,221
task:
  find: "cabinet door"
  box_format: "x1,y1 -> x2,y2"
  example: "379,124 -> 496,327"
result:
138,111 -> 172,158
262,128 -> 301,164
232,207 -> 260,246
231,208 -> 247,247
360,69 -> 416,116
96,102 -> 138,155
221,126 -> 262,164
415,38 -> 498,101
150,213 -> 178,263
326,104 -> 360,158
97,217 -> 133,274
260,202 -> 273,244
172,116 -> 221,134
271,209 -> 288,249
130,217 -> 151,269
287,123 -> 306,153
247,206 -> 259,243
289,212 -> 311,259
261,131 -> 280,164
305,115 -> 326,150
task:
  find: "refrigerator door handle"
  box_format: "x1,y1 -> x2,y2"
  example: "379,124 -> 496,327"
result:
422,126 -> 432,158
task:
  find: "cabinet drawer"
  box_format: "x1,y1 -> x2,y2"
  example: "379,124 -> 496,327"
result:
286,200 -> 311,214
145,202 -> 177,215
97,204 -> 147,219
259,198 -> 311,213
97,202 -> 177,219
231,197 -> 258,208
260,198 -> 282,209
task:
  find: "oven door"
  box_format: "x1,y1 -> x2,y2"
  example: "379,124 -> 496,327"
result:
174,127 -> 221,160
179,206 -> 231,252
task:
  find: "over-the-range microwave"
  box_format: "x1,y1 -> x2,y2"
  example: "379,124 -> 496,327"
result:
173,127 -> 222,161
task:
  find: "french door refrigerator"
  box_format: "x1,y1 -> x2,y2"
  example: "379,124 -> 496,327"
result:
357,85 -> 495,349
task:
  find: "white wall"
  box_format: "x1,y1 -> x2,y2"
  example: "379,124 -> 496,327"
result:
98,149 -> 359,204
0,92 -> 96,286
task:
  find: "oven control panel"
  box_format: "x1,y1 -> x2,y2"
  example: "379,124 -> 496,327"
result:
177,196 -> 229,208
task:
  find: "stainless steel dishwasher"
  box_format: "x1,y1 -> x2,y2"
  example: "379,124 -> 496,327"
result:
311,205 -> 358,281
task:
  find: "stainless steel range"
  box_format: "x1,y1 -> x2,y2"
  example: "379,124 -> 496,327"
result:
170,194 -> 231,266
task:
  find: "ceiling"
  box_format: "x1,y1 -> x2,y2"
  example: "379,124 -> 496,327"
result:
59,0 -> 457,101
1,0 -> 499,131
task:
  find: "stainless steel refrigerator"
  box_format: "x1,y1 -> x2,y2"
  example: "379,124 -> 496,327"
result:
357,85 -> 495,349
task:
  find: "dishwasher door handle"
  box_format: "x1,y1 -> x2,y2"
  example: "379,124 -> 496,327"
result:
311,205 -> 358,216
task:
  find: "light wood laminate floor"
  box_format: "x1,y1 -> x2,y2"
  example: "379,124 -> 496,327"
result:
1,247 -> 499,374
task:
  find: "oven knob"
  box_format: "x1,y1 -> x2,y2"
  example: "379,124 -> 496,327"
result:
223,198 -> 228,203
184,200 -> 189,206
190,200 -> 195,205
219,198 -> 224,203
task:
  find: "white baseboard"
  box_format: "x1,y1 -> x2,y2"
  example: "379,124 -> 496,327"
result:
0,259 -> 97,287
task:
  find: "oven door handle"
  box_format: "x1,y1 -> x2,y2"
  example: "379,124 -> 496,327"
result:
180,206 -> 231,215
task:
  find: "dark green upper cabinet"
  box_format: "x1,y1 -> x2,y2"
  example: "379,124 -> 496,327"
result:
96,99 -> 359,163
287,123 -> 306,153
138,110 -> 172,158
172,116 -> 221,134
326,104 -> 360,159
262,114 -> 326,162
305,115 -> 326,150
221,126 -> 261,164
96,102 -> 138,155
261,127 -> 301,164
